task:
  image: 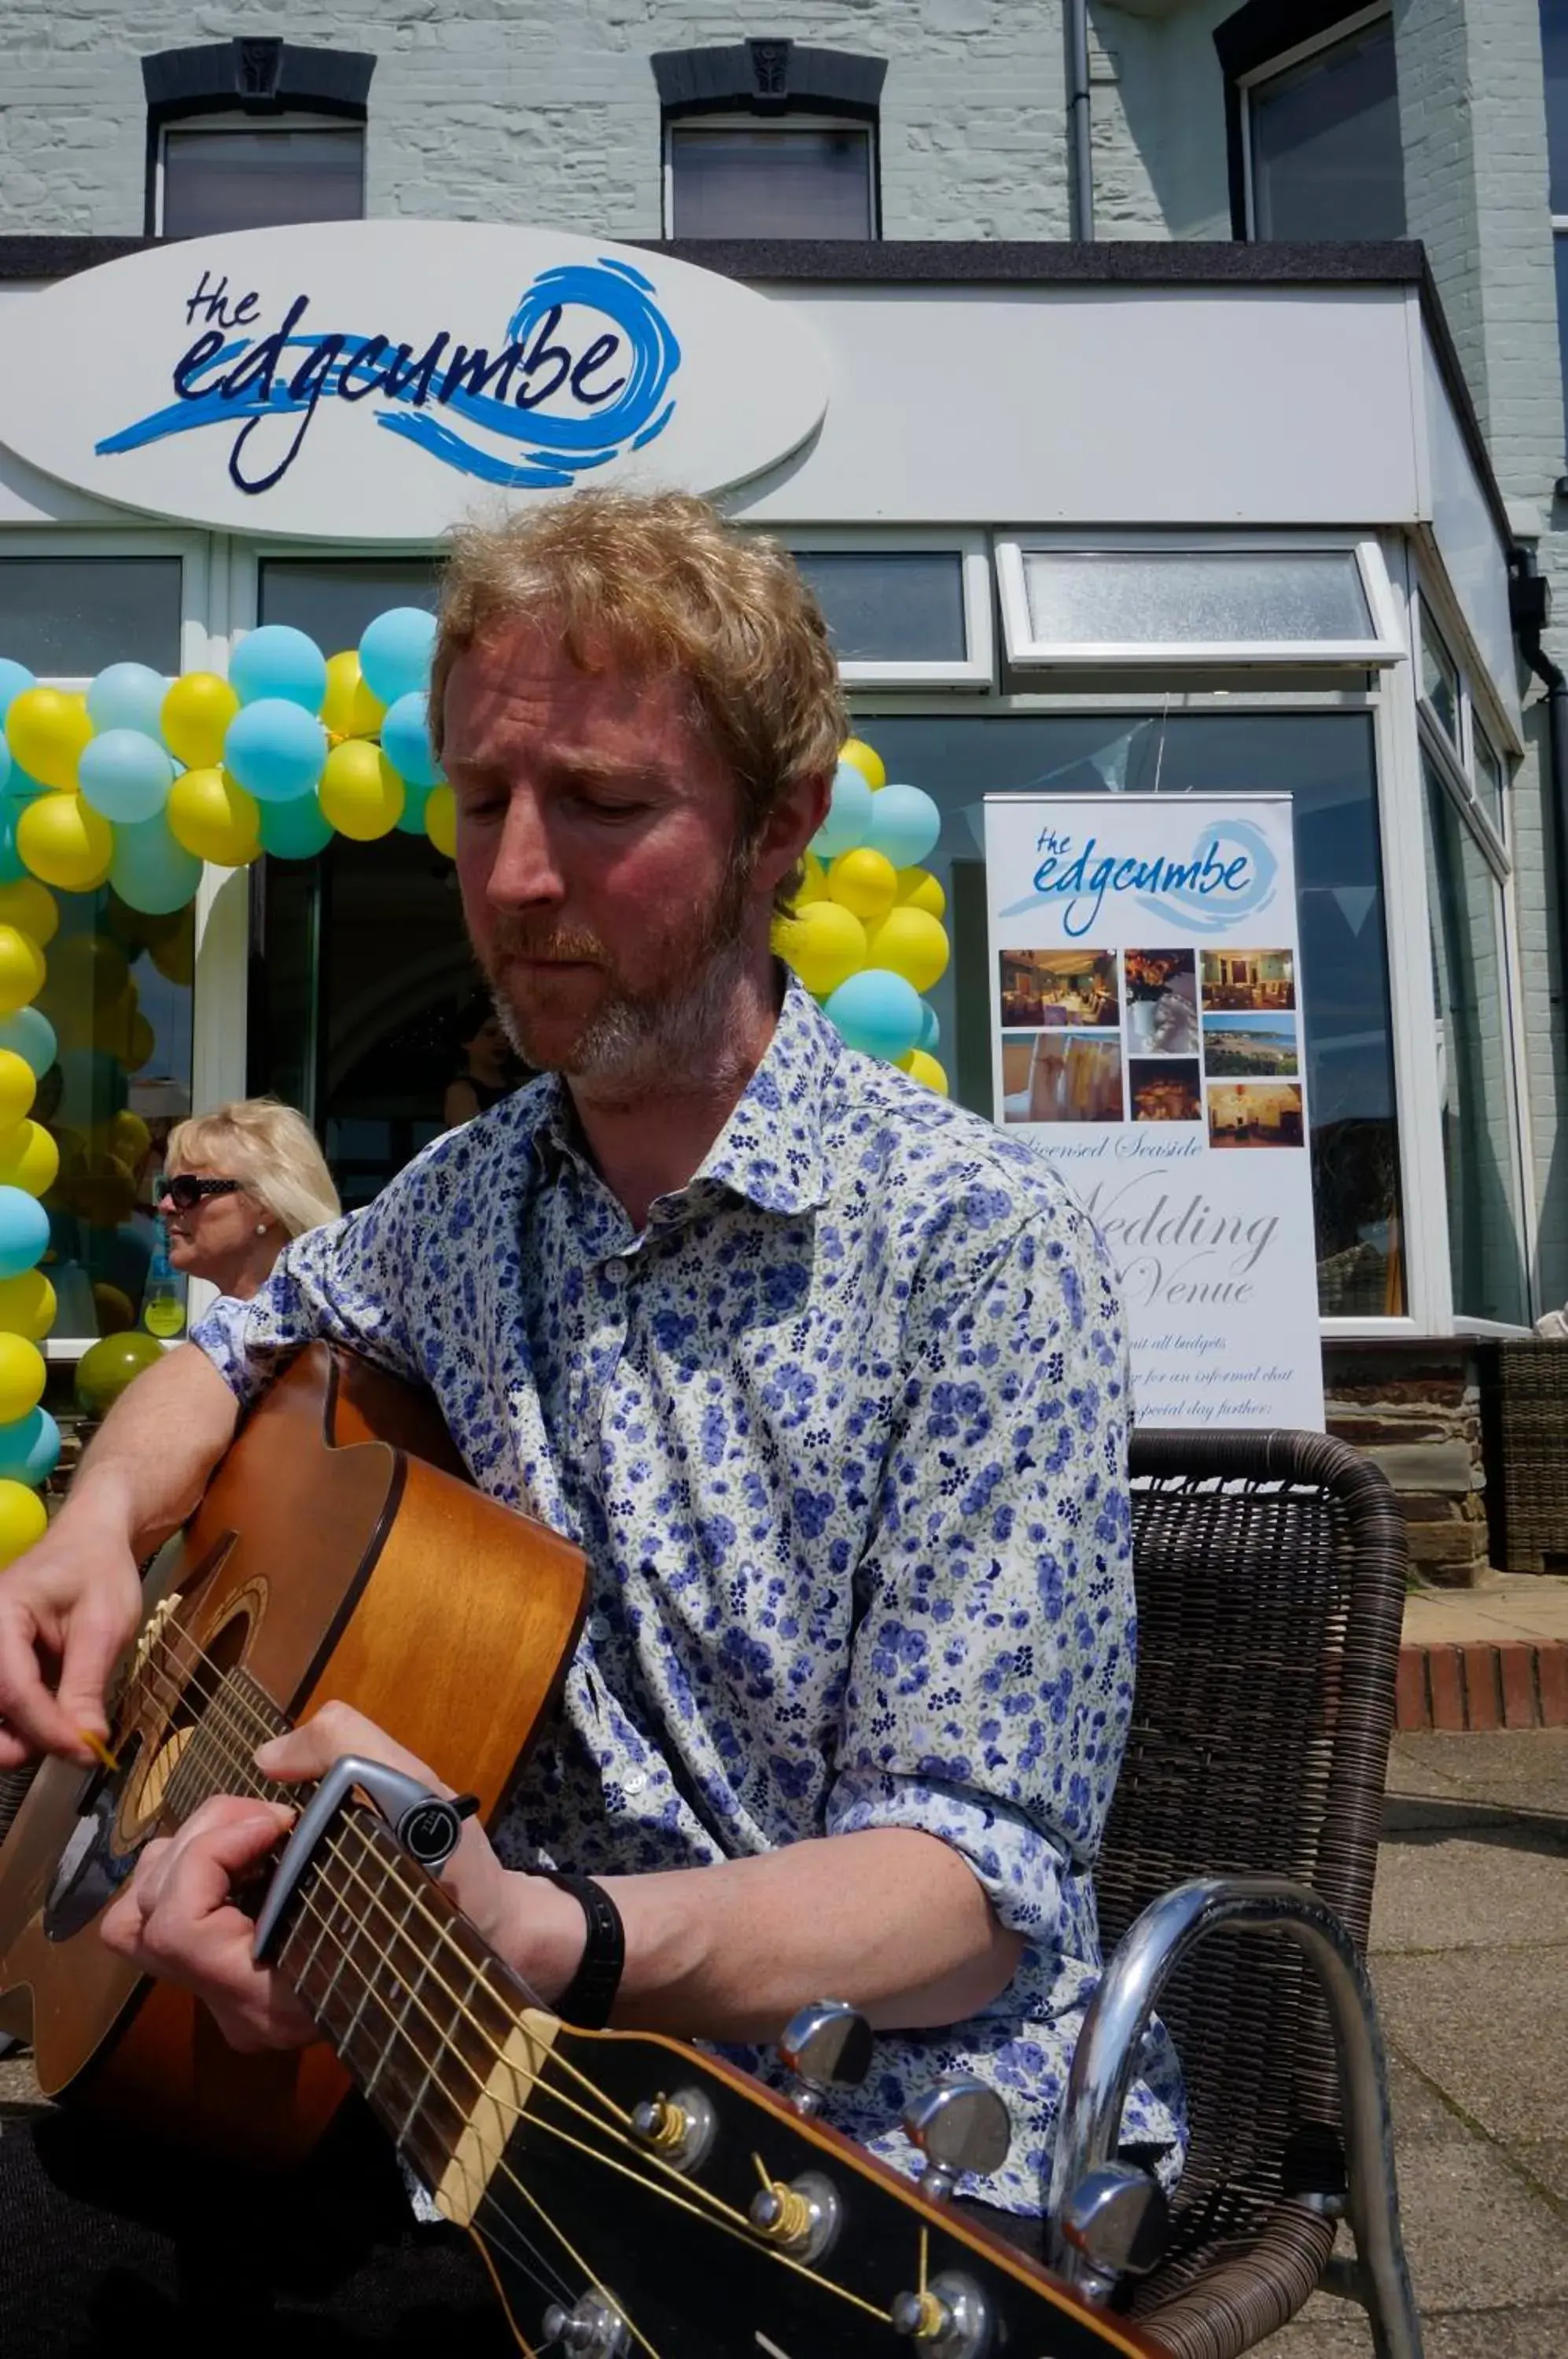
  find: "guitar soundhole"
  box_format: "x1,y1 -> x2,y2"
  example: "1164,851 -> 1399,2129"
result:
42,1602 -> 256,1945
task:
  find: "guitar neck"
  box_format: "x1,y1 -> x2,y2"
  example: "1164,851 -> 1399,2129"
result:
267,1798 -> 534,2200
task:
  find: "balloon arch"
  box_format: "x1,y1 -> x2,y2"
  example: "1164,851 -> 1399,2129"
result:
0,613 -> 951,1562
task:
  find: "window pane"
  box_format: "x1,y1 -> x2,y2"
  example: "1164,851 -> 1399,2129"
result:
858,711 -> 1404,1317
0,558 -> 182,676
36,893 -> 195,1342
1019,549 -> 1372,649
1555,234 -> 1568,448
1544,0 -> 1568,212
259,561 -> 440,650
1473,723 -> 1506,829
1422,756 -> 1527,1322
1250,20 -> 1405,240
670,127 -> 872,238
1420,603 -> 1459,741
793,551 -> 966,663
164,128 -> 364,239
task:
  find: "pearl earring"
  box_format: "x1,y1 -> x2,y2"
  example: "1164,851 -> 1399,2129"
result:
255,1223 -> 269,1236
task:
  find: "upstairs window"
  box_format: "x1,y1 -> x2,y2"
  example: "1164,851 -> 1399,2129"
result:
1216,3 -> 1404,240
653,39 -> 884,238
143,38 -> 374,237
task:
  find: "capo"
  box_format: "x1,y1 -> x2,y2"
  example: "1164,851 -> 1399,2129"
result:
252,1754 -> 479,1965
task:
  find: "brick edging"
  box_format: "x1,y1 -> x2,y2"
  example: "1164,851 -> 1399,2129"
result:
1397,1641 -> 1568,1732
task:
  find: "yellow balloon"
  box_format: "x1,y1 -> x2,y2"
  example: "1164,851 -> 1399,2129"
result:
0,1268 -> 55,1341
17,794 -> 112,892
425,782 -> 457,858
5,687 -> 93,793
0,1333 -> 46,1424
125,1010 -> 157,1071
160,672 -> 239,771
0,1120 -> 59,1199
96,1110 -> 150,1170
0,1049 -> 35,1132
896,867 -> 947,919
838,737 -> 886,792
865,907 -> 951,994
0,1478 -> 47,1567
774,900 -> 867,997
0,926 -> 44,1017
826,847 -> 898,924
320,650 -> 388,741
900,1050 -> 949,1095
0,881 -> 59,948
60,1149 -> 135,1229
43,933 -> 128,1020
92,1281 -> 137,1334
319,739 -> 404,841
793,853 -> 828,908
166,767 -> 260,867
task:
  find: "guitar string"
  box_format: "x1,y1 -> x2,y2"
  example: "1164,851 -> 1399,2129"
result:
114,1625 -> 905,2333
283,1854 -> 893,2336
122,1636 -> 907,2328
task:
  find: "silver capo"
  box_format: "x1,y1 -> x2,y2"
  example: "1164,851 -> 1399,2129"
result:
252,1754 -> 479,1965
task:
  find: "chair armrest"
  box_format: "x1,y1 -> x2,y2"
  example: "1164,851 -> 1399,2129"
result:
1049,1875 -> 1423,2359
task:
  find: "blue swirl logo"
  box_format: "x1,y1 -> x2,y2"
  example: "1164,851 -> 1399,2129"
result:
95,257 -> 682,495
1002,817 -> 1279,939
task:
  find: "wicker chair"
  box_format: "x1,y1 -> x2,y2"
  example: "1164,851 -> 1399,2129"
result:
1482,1340 -> 1568,1570
1098,1428 -> 1408,2358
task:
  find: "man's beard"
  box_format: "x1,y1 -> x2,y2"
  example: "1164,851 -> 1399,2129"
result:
479,858 -> 756,1099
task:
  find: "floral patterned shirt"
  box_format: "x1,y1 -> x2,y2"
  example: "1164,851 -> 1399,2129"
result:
193,980 -> 1183,2214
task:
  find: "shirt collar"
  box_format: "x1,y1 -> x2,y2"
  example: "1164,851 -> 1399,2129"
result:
525,975 -> 841,1219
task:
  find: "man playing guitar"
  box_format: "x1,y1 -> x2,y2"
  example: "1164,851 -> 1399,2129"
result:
0,491 -> 1181,2346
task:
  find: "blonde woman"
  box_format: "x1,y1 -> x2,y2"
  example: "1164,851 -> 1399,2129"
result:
155,1099 -> 340,1302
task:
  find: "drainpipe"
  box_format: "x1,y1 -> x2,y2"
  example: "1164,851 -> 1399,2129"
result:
1510,549 -> 1568,1017
1067,0 -> 1095,241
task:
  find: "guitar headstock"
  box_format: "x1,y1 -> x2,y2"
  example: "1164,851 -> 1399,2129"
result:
458,2006 -> 1156,2359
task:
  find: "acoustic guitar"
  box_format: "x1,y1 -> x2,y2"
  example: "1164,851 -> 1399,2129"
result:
0,1341 -> 1151,2353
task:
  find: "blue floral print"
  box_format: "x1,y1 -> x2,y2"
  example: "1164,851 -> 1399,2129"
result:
193,980 -> 1183,2213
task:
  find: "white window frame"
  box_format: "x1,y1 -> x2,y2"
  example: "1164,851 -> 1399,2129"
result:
1236,2 -> 1397,241
995,531 -> 1404,670
778,529 -> 993,689
155,111 -> 367,238
661,109 -> 878,240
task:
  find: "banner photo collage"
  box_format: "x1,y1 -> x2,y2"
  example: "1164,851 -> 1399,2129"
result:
985,793 -> 1324,1430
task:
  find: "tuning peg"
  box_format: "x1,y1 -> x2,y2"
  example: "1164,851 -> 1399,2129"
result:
628,2084 -> 716,2173
1055,2162 -> 1169,2303
539,2290 -> 630,2355
778,2000 -> 872,2115
901,2077 -> 1011,2202
889,2271 -> 992,2357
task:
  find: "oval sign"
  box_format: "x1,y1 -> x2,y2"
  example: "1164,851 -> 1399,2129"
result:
0,220 -> 830,540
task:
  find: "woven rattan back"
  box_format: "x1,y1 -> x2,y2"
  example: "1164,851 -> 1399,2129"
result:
1106,1430 -> 1407,2357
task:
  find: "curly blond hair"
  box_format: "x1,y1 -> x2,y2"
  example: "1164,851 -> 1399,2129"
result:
429,491 -> 845,910
165,1099 -> 340,1239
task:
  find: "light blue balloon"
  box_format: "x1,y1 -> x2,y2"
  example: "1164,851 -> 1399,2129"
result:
0,1186 -> 49,1279
0,1407 -> 60,1487
0,661 -> 35,723
230,625 -> 328,714
381,691 -> 444,789
258,793 -> 333,859
0,1007 -> 56,1076
223,697 -> 327,804
108,813 -> 202,916
359,607 -> 436,708
79,729 -> 175,824
0,808 -> 24,888
87,662 -> 167,739
393,776 -> 433,836
918,1003 -> 940,1054
862,782 -> 941,870
823,968 -> 924,1062
811,763 -> 874,859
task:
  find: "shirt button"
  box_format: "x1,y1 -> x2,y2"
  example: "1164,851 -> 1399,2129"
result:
604,1258 -> 628,1286
623,1768 -> 648,1796
587,1613 -> 612,1643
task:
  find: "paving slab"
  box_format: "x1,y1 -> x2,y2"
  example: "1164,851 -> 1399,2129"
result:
1514,2138 -> 1568,2207
1370,1826 -> 1568,1952
1374,1947 -> 1568,2147
1390,1730 -> 1568,1811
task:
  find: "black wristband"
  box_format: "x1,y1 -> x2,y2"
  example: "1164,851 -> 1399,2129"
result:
543,1871 -> 625,2030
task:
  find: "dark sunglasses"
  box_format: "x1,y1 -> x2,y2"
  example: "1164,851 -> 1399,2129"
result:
153,1176 -> 241,1213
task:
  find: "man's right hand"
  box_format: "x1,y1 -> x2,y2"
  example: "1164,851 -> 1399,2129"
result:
0,1511 -> 143,1768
